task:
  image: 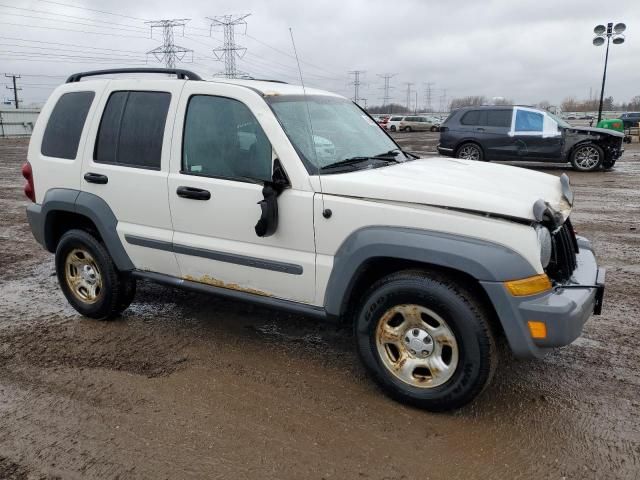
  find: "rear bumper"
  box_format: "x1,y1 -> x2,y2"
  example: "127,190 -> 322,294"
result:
481,236 -> 604,359
436,144 -> 454,156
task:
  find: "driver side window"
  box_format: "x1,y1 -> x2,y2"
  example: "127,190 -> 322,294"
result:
182,95 -> 272,182
515,110 -> 543,133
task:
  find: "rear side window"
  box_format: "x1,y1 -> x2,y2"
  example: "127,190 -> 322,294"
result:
486,110 -> 512,127
461,110 -> 486,125
41,91 -> 95,159
95,91 -> 171,170
515,110 -> 543,132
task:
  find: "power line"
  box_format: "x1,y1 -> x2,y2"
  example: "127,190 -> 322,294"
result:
207,14 -> 250,78
4,73 -> 21,109
146,19 -> 193,69
0,5 -> 148,33
36,0 -> 149,22
0,21 -> 152,39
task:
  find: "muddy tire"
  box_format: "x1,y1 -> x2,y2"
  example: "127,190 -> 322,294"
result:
117,275 -> 137,313
355,270 -> 497,411
456,142 -> 483,161
570,143 -> 603,172
55,229 -> 126,320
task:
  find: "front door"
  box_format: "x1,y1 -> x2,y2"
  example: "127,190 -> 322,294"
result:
510,107 -> 562,160
167,83 -> 317,304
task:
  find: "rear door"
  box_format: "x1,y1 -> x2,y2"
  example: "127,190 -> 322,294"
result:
480,108 -> 513,160
80,80 -> 184,276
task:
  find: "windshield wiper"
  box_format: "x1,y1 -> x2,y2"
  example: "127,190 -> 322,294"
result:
319,154 -> 400,172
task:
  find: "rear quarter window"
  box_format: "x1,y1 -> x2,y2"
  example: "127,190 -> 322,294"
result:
486,110 -> 512,128
41,91 -> 95,160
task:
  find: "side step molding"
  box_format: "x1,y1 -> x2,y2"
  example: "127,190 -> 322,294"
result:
131,271 -> 328,320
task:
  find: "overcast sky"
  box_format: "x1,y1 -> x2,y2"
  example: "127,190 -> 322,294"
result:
1,0 -> 638,109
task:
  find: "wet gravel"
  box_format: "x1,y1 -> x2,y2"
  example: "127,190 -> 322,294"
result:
1,136 -> 639,479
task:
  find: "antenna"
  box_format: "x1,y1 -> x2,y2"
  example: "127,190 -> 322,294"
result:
288,27 -> 327,215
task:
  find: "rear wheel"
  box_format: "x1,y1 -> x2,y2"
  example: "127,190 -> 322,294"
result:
355,270 -> 497,411
570,143 -> 603,171
456,142 -> 483,161
390,125 -> 397,132
55,229 -> 132,320
404,126 -> 412,132
430,126 -> 438,132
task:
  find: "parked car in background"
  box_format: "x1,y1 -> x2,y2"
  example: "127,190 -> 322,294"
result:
437,105 -> 624,171
399,116 -> 434,132
620,112 -> 640,129
386,115 -> 404,132
580,115 -> 594,120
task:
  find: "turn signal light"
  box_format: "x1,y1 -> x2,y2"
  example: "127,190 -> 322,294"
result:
527,321 -> 547,339
504,274 -> 552,296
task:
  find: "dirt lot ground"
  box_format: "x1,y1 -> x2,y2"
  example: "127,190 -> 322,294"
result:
1,135 -> 638,479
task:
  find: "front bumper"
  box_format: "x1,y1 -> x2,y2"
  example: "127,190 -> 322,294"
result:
481,236 -> 604,359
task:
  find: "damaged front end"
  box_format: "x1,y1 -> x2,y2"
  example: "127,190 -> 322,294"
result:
565,127 -> 624,167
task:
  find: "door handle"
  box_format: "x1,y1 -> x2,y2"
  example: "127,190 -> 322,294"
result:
84,172 -> 108,184
176,186 -> 211,200
475,127 -> 485,132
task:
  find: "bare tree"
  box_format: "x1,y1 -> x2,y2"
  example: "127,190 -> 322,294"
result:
449,96 -> 487,109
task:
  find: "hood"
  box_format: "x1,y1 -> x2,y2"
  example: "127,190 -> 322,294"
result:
319,156 -> 572,221
567,126 -> 625,138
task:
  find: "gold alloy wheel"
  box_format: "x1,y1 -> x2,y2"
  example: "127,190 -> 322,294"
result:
375,304 -> 459,388
64,248 -> 103,304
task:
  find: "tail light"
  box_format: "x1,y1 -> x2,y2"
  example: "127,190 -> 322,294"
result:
21,161 -> 35,202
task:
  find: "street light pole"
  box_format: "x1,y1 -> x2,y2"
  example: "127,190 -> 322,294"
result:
593,22 -> 626,124
596,24 -> 612,124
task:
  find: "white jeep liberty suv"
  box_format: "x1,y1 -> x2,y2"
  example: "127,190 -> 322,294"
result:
23,68 -> 605,411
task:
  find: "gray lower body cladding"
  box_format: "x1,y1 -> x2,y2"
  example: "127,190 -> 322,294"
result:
481,237 -> 602,359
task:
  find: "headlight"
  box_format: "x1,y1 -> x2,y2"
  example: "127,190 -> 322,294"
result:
535,225 -> 552,268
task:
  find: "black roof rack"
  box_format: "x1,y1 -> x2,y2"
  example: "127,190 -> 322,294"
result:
66,68 -> 202,83
236,75 -> 288,84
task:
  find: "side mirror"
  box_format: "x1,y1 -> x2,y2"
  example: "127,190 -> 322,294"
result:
254,159 -> 289,238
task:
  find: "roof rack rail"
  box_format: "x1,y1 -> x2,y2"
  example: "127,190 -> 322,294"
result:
66,68 -> 202,83
236,75 -> 288,84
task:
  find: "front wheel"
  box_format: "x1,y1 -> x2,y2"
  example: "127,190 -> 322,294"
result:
570,143 -> 603,171
355,271 -> 497,411
389,125 -> 396,132
404,126 -> 412,132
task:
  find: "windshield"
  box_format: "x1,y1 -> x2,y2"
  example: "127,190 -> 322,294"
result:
267,95 -> 404,173
547,111 -> 571,128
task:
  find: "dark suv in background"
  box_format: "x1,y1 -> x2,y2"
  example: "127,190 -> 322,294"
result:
437,105 -> 624,171
620,112 -> 640,129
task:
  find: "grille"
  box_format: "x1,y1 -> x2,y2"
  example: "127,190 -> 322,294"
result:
546,218 -> 579,283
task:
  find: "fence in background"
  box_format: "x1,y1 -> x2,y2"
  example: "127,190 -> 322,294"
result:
0,109 -> 40,137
